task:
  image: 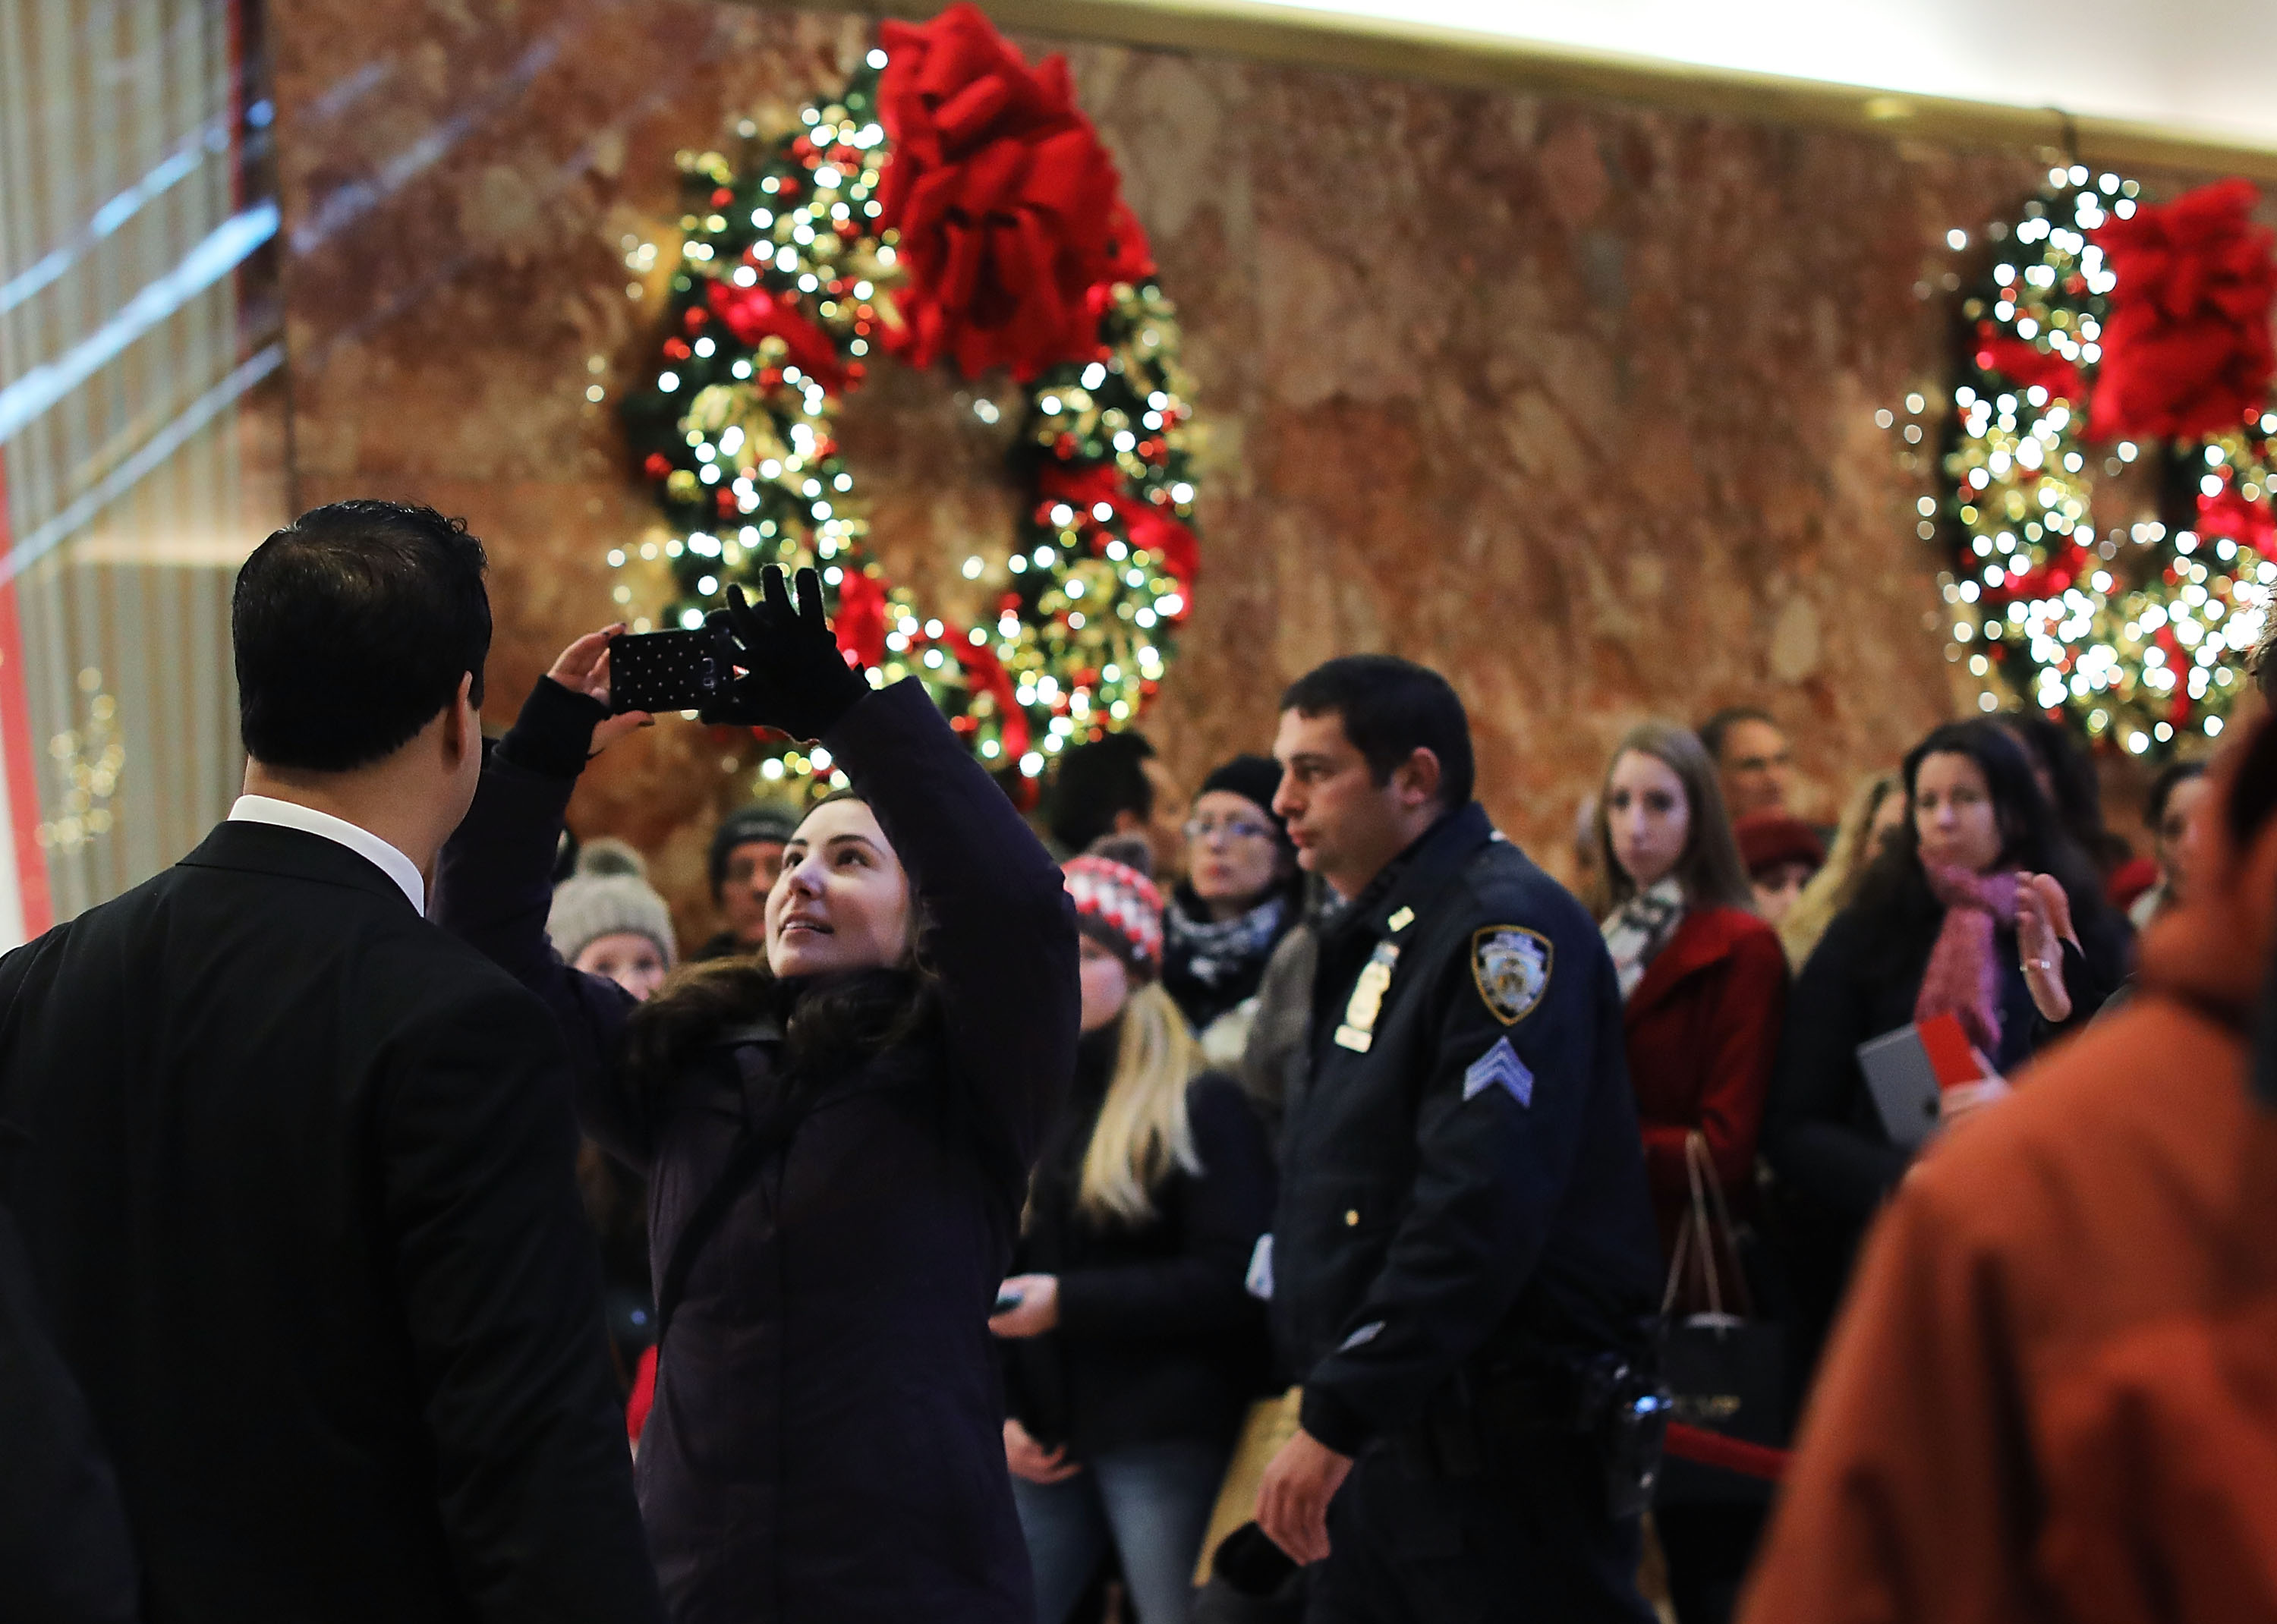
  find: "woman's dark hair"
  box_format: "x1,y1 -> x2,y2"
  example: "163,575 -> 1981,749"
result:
233,500 -> 492,771
1280,656 -> 1475,808
2005,713 -> 2132,873
1846,719 -> 2106,972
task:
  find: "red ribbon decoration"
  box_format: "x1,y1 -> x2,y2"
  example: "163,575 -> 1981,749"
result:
953,635 -> 1030,760
874,3 -> 1154,381
707,279 -> 850,395
1037,464 -> 1200,606
2198,477 -> 2277,559
833,568 -> 890,670
1974,323 -> 2083,404
2089,179 -> 2277,443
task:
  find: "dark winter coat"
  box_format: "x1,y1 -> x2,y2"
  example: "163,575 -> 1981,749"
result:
437,677 -> 1080,1624
1003,1024 -> 1276,1460
1762,884 -> 2130,1331
0,820 -> 662,1624
1274,803 -> 1663,1458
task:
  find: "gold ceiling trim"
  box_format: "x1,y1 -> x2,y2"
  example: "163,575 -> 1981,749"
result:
761,0 -> 2277,182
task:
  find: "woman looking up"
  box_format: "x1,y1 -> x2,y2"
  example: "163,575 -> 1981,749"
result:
1161,755 -> 1302,1067
993,841 -> 1275,1624
1765,719 -> 2129,1363
1595,722 -> 1789,1624
436,567 -> 1079,1624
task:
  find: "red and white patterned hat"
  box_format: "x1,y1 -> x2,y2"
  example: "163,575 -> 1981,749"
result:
1063,854 -> 1164,977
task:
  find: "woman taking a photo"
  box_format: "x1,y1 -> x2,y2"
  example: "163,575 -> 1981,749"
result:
992,842 -> 1274,1624
1765,719 -> 2130,1356
437,568 -> 1079,1624
1596,723 -> 1787,1624
1161,755 -> 1302,1067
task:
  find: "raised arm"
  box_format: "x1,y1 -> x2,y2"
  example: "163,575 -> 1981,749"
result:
433,656 -> 647,1165
826,681 -> 1079,1166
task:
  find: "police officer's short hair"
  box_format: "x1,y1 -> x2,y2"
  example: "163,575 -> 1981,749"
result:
1281,656 -> 1475,808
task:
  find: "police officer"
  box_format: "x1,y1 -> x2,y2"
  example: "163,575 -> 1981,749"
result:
1252,655 -> 1664,1622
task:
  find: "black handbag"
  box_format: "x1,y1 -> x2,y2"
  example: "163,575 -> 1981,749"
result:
1655,1133 -> 1787,1509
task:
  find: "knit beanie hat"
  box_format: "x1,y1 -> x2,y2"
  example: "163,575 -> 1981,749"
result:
1197,754 -> 1286,830
1733,813 -> 1827,880
1065,835 -> 1164,978
549,839 -> 677,967
708,802 -> 801,899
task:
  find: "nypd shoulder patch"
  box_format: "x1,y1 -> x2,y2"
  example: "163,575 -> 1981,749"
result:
1472,925 -> 1552,1025
1463,1037 -> 1534,1108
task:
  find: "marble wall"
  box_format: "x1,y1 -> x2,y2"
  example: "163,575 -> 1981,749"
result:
267,0 -> 2229,939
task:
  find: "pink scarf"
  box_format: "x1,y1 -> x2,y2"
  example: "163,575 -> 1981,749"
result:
1915,864 -> 2020,1054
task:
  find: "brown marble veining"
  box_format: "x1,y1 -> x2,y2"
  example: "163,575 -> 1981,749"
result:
267,0 -> 2247,941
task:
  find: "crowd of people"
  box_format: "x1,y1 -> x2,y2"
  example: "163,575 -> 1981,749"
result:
3,498 -> 2270,1624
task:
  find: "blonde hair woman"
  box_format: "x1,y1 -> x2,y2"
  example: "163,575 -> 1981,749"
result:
990,839 -> 1277,1624
1778,773 -> 1906,970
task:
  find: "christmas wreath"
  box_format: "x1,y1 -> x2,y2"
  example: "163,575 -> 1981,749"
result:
1908,167 -> 2277,759
612,5 -> 1200,793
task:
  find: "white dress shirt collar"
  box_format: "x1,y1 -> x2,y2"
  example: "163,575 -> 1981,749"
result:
228,795 -> 426,914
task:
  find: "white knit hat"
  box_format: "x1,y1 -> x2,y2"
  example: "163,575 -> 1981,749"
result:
546,839 -> 676,966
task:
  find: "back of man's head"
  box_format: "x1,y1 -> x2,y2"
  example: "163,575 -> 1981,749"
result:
1280,655 -> 1475,807
1047,732 -> 1158,854
234,500 -> 490,773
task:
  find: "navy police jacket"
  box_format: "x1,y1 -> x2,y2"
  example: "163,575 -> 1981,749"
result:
1274,802 -> 1663,1457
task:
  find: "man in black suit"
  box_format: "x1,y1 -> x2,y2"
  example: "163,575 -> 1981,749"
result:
0,502 -> 665,1623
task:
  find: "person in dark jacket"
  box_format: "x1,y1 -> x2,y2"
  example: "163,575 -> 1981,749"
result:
688,802 -> 800,961
436,566 -> 1080,1624
993,842 -> 1276,1624
1163,754 -> 1303,1068
0,500 -> 663,1624
1252,656 -> 1664,1622
1597,727 -> 1787,1621
1765,719 -> 2131,1361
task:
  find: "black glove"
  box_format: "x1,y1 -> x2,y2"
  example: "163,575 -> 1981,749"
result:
701,565 -> 871,742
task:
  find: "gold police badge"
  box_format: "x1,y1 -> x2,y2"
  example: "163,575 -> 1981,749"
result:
1471,926 -> 1551,1025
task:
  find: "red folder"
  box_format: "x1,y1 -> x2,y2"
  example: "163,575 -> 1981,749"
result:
1917,1011 -> 1988,1092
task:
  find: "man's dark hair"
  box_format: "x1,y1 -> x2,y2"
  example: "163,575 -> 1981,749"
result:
234,500 -> 490,772
1047,732 -> 1157,854
1696,707 -> 1778,766
1280,656 -> 1475,808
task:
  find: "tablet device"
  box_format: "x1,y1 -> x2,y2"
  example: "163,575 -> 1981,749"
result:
1857,1024 -> 1943,1150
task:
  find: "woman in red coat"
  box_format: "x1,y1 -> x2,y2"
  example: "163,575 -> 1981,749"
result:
1595,721 -> 1788,1624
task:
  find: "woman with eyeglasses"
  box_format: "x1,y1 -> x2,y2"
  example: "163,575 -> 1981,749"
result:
1159,757 -> 1304,1069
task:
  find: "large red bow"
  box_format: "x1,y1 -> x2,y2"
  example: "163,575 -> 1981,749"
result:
1038,464 -> 1199,603
2089,179 -> 2277,443
953,635 -> 1030,760
874,3 -> 1154,381
707,279 -> 849,395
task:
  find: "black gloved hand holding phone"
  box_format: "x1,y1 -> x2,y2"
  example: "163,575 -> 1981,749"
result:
705,564 -> 871,740
608,565 -> 869,741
